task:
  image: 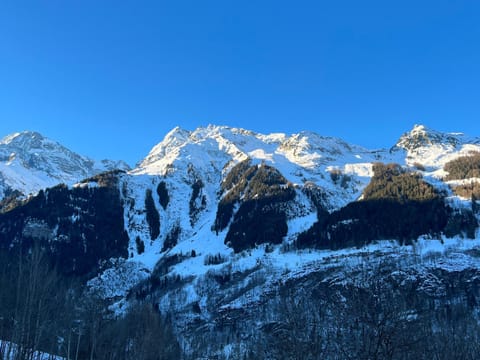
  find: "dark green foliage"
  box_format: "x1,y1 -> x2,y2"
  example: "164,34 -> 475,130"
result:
157,181 -> 170,209
136,236 -> 145,254
452,181 -> 480,199
302,182 -> 329,218
214,197 -> 236,233
215,163 -> 295,233
215,163 -> 295,252
243,165 -> 294,201
329,169 -> 352,189
94,303 -> 181,360
189,179 -> 206,226
297,198 -> 450,249
216,169 -> 258,231
204,253 -> 227,266
79,169 -> 126,187
226,203 -> 289,253
444,209 -> 478,239
145,189 -> 160,240
162,226 -> 180,252
131,254 -> 189,299
0,181 -> 129,276
413,162 -> 426,171
363,163 -> 439,202
0,189 -> 24,213
297,163 -> 459,249
214,160 -> 255,231
444,152 -> 480,180
221,159 -> 252,192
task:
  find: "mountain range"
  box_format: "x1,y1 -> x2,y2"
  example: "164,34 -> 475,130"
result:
0,130 -> 130,200
1,124 -> 480,359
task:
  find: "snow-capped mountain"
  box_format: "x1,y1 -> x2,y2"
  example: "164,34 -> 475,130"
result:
391,124 -> 480,173
1,124 -> 479,358
124,123 -> 478,249
133,124 -> 480,211
0,130 -> 130,199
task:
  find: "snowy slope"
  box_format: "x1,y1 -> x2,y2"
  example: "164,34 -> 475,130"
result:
0,340 -> 64,360
86,124 -> 477,317
121,125 -> 387,274
0,131 -> 129,199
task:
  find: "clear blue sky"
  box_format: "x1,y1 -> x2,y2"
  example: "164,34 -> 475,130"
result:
1,1 -> 479,166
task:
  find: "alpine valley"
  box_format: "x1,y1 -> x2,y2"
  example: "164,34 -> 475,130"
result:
1,125 -> 480,360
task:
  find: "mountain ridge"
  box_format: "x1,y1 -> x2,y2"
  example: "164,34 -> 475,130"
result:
2,123 -> 480,212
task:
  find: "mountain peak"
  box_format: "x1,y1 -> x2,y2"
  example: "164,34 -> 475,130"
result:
0,130 -> 47,146
394,124 -> 465,152
0,131 -> 67,161
164,126 -> 191,139
410,124 -> 429,135
0,130 -> 129,199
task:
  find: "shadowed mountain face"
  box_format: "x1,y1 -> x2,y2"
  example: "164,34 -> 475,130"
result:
0,172 -> 129,276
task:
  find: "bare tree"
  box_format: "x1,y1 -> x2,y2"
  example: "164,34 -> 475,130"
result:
0,245 -> 68,360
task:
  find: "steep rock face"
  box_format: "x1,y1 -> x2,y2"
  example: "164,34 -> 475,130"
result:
0,131 -> 130,200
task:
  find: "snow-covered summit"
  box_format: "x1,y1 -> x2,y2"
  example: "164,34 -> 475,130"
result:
0,130 -> 129,199
394,124 -> 471,151
135,125 -> 373,175
390,124 -> 480,171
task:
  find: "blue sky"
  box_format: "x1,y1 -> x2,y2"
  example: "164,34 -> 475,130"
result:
1,1 -> 479,166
